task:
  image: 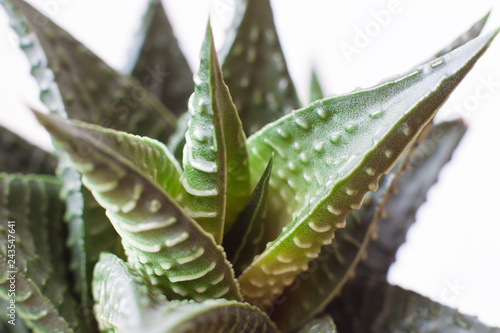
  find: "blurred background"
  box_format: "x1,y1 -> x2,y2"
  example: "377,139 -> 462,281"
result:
0,0 -> 499,327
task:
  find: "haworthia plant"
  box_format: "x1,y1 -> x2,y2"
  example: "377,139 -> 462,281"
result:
238,29 -> 499,306
1,0 -> 499,332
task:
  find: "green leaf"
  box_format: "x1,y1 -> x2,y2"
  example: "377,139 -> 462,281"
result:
0,173 -> 83,332
309,69 -> 325,103
53,112 -> 182,326
131,0 -> 193,117
93,253 -> 277,333
297,315 -> 337,333
328,276 -> 500,333
3,0 -> 177,144
0,257 -> 75,333
181,23 -> 250,243
223,155 -> 273,276
426,11 -> 490,61
269,149 -> 408,332
238,29 -> 499,307
35,112 -> 242,302
359,120 -> 467,279
222,0 -> 300,135
0,125 -> 56,175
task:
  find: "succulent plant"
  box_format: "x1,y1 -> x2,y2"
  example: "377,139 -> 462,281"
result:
0,0 -> 499,332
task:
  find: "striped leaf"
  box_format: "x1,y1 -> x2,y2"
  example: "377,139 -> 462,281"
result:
238,29 -> 499,307
131,0 -> 193,116
35,112 -> 242,302
0,173 -> 83,332
223,155 -> 273,276
93,253 -> 277,333
222,0 -> 300,135
0,125 -> 56,175
181,23 -> 250,243
3,0 -> 177,144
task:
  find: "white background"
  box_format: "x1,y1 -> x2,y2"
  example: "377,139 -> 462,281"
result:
0,0 -> 499,327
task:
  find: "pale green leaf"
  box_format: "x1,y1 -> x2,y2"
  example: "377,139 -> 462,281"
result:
35,112 -> 242,302
239,29 -> 499,306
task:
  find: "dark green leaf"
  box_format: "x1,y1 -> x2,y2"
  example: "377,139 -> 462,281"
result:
223,155 -> 273,276
131,0 -> 193,116
0,125 -> 56,175
328,276 -> 500,333
239,29 -> 499,307
0,174 -> 83,332
3,0 -> 177,144
35,112 -> 242,302
358,120 -> 467,279
222,0 -> 300,135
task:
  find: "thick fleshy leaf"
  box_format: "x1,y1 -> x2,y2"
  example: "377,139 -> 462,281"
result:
131,0 -> 193,116
53,112 -> 182,323
0,125 -> 56,175
223,155 -> 273,276
328,276 -> 500,333
222,0 -> 300,135
181,23 -> 250,243
297,315 -> 337,333
359,120 -> 467,278
269,149 -> 408,332
309,69 -> 325,104
2,0 -> 177,143
35,112 -> 242,302
0,174 -> 83,332
239,30 -> 499,306
93,253 -> 277,333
